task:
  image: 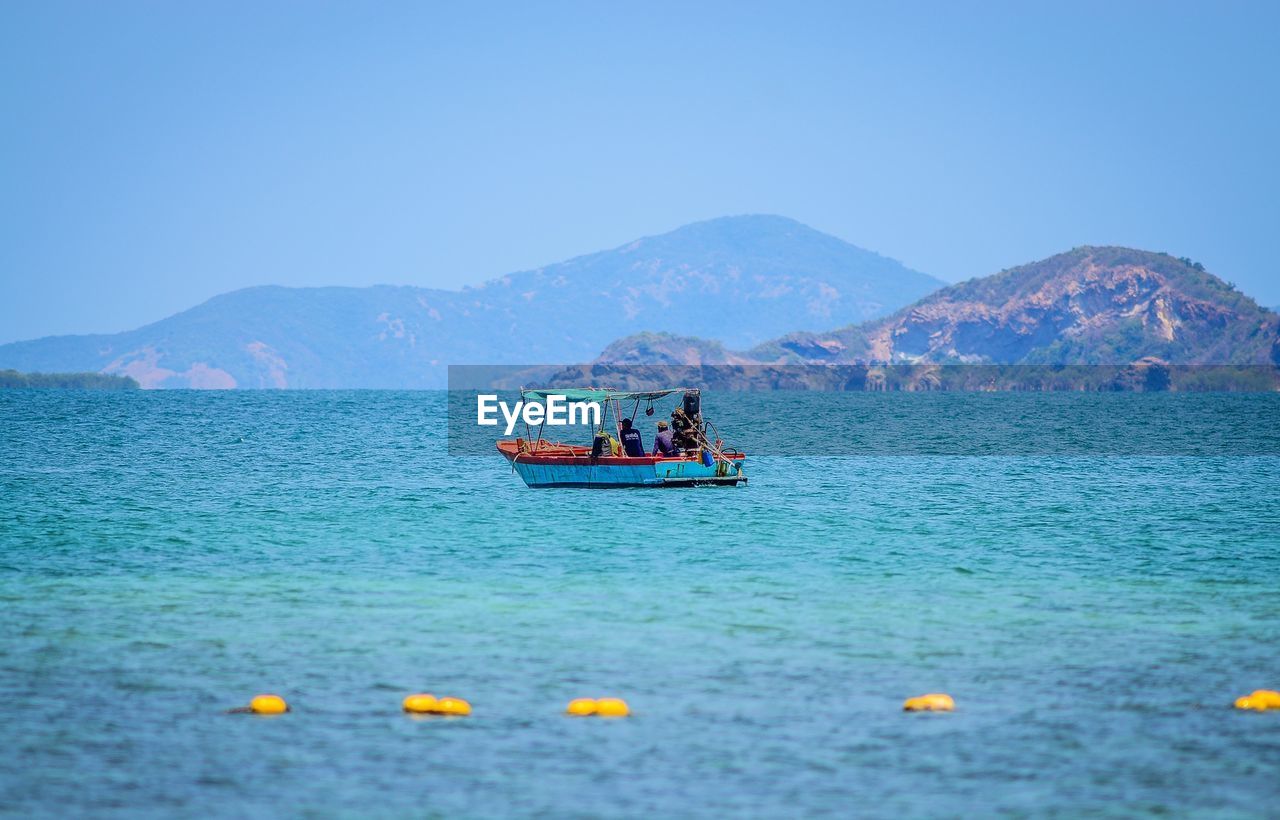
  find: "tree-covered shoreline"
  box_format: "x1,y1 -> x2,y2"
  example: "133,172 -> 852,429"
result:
0,369 -> 139,390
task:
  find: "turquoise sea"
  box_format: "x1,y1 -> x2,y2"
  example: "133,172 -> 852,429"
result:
2,391 -> 1279,817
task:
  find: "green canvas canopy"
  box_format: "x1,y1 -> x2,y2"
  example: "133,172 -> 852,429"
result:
520,387 -> 689,404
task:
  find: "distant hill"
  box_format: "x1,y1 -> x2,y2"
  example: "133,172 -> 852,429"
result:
591,332 -> 752,366
0,216 -> 942,388
756,247 -> 1278,365
596,247 -> 1280,368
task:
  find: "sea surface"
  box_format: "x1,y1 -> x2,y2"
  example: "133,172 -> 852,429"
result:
2,390 -> 1279,818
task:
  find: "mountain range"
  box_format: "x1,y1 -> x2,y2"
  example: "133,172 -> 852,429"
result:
594,246 -> 1280,369
0,216 -> 941,388
2,219 -> 1276,388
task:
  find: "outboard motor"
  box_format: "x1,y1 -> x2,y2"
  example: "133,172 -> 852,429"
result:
682,390 -> 701,420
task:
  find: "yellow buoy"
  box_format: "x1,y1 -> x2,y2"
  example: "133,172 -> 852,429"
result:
595,697 -> 630,718
566,698 -> 598,716
249,694 -> 289,715
1236,690 -> 1280,711
402,693 -> 438,714
1250,690 -> 1280,709
903,693 -> 955,712
434,696 -> 472,716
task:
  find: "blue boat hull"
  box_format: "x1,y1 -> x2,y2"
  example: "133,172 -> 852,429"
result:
510,456 -> 747,488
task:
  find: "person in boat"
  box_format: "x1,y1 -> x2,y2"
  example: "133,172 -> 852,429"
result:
591,430 -> 621,458
652,420 -> 679,456
618,417 -> 645,457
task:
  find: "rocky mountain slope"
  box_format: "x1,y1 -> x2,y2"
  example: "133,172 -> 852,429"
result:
767,247 -> 1277,365
0,216 -> 941,388
598,247 -> 1279,368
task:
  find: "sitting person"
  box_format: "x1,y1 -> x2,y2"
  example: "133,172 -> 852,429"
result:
618,417 -> 645,457
652,420 -> 679,456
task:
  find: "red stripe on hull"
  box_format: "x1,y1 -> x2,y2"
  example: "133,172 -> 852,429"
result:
495,438 -> 744,467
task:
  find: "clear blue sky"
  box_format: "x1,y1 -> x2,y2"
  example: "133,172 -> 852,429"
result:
2,0 -> 1277,343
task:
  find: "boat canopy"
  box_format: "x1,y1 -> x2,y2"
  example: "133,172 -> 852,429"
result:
520,387 -> 690,404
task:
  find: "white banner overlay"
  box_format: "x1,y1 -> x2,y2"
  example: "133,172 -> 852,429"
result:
476,394 -> 603,436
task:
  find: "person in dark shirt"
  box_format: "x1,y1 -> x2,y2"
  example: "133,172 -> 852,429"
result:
652,420 -> 678,456
618,417 -> 645,457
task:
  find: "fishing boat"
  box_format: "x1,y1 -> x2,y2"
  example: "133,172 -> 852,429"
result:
496,387 -> 747,488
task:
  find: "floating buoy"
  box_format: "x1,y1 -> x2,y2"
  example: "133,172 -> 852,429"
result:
566,698 -> 598,716
1235,689 -> 1280,711
434,696 -> 471,716
903,693 -> 954,712
248,694 -> 289,715
595,697 -> 630,718
402,693 -> 438,714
